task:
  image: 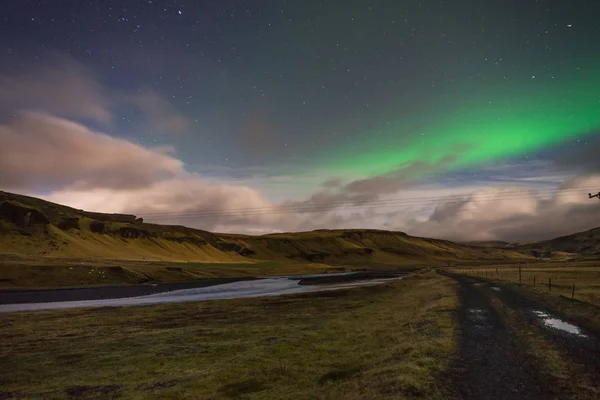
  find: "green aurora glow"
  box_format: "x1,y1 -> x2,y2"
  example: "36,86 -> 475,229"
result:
317,66 -> 600,180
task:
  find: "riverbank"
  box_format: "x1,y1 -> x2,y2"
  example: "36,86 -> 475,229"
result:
297,271 -> 403,285
0,276 -> 259,304
0,272 -> 459,399
0,271 -> 408,312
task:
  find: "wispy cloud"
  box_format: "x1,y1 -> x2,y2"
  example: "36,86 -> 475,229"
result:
0,53 -> 111,124
0,52 -> 190,134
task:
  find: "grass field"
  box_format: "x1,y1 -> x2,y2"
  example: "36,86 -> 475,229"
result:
0,271 -> 459,400
0,254 -> 421,289
450,262 -> 600,335
451,261 -> 600,307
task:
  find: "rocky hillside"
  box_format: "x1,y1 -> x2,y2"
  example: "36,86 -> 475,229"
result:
0,190 -> 532,267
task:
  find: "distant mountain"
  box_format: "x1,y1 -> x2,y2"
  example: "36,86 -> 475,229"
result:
510,227 -> 600,257
464,241 -> 512,248
0,190 -> 530,267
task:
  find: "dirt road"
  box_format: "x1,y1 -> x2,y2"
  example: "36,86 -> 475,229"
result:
444,272 -> 600,400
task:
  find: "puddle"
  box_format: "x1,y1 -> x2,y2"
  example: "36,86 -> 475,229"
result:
468,308 -> 488,319
532,310 -> 550,318
544,318 -> 586,336
490,287 -> 501,292
531,310 -> 586,337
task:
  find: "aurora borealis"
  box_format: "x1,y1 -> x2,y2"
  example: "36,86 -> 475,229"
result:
316,63 -> 600,179
2,0 -> 600,240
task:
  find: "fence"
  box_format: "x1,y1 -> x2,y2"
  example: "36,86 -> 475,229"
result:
454,266 -> 579,299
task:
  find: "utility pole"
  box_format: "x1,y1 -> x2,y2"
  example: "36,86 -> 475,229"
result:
589,192 -> 600,200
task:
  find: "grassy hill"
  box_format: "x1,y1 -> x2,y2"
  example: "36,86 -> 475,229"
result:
464,240 -> 512,248
0,190 -> 533,287
509,227 -> 600,258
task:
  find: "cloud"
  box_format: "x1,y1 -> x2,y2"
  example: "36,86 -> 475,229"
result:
389,175 -> 600,242
294,208 -> 382,232
0,113 -> 183,190
0,52 -> 292,233
288,155 -> 460,213
6,113 -> 599,240
0,54 -> 111,123
321,178 -> 343,189
0,111 -> 293,233
0,53 -> 189,134
3,51 -> 598,240
128,88 -> 190,133
44,177 -> 297,233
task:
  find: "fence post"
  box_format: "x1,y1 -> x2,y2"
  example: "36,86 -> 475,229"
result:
496,268 -> 499,279
572,284 -> 575,299
533,275 -> 536,286
519,266 -> 522,284
549,278 -> 552,292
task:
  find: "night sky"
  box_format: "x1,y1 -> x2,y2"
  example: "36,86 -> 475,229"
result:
2,0 -> 600,241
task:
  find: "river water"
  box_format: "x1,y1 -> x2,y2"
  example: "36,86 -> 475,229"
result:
0,273 -> 403,313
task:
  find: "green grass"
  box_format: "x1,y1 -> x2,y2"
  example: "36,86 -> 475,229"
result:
0,272 -> 459,399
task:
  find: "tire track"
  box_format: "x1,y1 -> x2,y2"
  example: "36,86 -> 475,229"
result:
475,279 -> 600,378
446,273 -> 553,400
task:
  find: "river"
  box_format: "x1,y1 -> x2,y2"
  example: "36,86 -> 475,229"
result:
0,272 -> 403,313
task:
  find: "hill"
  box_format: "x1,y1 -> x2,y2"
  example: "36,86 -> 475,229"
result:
464,240 -> 512,248
0,190 -> 533,287
509,227 -> 600,258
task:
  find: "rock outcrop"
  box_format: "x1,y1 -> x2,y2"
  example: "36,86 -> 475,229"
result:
89,221 -> 105,233
0,201 -> 50,227
119,227 -> 151,239
82,212 -> 137,223
57,217 -> 80,231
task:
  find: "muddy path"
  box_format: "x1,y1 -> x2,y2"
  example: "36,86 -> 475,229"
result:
466,276 -> 600,377
446,272 -> 552,400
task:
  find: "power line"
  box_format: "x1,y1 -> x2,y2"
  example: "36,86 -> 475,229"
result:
137,184 -> 598,221
140,185 -> 593,217
143,191 -> 585,220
